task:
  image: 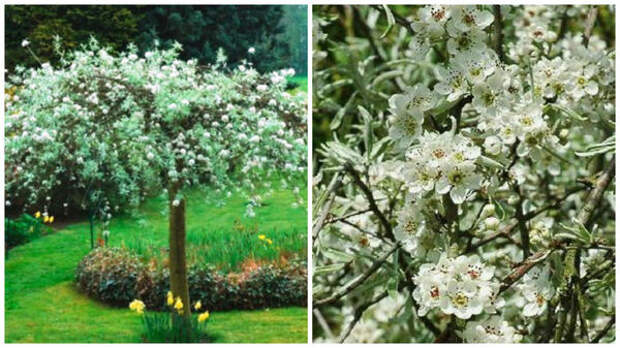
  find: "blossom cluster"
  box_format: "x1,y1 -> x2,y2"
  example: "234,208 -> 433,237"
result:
516,266 -> 554,317
413,253 -> 503,320
403,131 -> 482,204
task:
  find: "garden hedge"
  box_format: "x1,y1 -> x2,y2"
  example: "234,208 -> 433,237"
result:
76,247 -> 306,311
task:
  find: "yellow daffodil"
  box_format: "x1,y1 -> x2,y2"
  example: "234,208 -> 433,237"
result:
174,297 -> 183,313
35,211 -> 41,218
266,238 -> 273,245
194,300 -> 202,311
49,216 -> 54,223
167,291 -> 174,306
129,299 -> 145,314
198,311 -> 210,323
43,216 -> 50,223
258,234 -> 266,240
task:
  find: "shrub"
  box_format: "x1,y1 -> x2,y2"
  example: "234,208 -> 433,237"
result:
76,247 -> 307,311
5,213 -> 52,254
238,265 -> 307,309
75,247 -> 142,306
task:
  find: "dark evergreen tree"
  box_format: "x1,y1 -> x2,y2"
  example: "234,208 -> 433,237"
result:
135,5 -> 290,73
5,5 -> 142,71
279,5 -> 308,75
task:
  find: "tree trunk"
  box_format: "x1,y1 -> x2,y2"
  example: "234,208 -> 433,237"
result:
168,182 -> 191,339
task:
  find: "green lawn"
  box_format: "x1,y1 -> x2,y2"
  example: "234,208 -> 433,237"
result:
5,183 -> 308,343
107,182 -> 308,272
289,75 -> 308,93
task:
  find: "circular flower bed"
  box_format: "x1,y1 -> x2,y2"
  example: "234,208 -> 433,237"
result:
76,247 -> 306,311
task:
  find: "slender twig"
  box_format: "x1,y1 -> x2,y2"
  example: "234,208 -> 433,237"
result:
582,6 -> 598,48
353,6 -> 384,64
493,5 -> 504,62
513,185 -> 530,261
370,5 -> 415,35
502,141 -> 520,182
498,249 -> 553,294
554,295 -> 569,342
26,46 -> 43,66
566,267 -> 579,342
575,155 -> 615,227
466,220 -> 518,252
591,316 -> 615,343
326,209 -> 372,224
344,163 -> 393,239
556,6 -> 571,42
523,186 -> 586,220
340,219 -> 393,245
338,291 -> 389,343
451,95 -> 473,133
576,282 -> 588,340
466,202 -> 487,232
552,157 -> 613,342
540,299 -> 558,342
312,173 -> 343,242
341,163 -> 441,338
313,308 -> 335,341
314,243 -> 400,307
467,186 -> 584,253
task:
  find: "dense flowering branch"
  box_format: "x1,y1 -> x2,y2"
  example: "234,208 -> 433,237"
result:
313,4 -> 614,343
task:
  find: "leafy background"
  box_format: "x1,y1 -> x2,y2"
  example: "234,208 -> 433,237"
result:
5,5 -> 308,75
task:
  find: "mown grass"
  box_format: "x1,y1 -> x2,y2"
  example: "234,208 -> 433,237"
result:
5,182 -> 308,343
108,182 -> 307,272
5,280 -> 307,343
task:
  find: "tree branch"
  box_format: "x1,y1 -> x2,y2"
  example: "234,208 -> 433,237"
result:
498,249 -> 553,294
523,186 -> 586,220
344,162 -> 393,239
514,185 -> 530,261
591,316 -> 615,343
370,5 -> 415,35
493,5 -> 505,62
314,242 -> 400,307
556,6 -> 571,42
312,173 -> 343,243
575,155 -> 615,227
338,291 -> 389,343
313,308 -> 335,341
582,6 -> 598,48
326,208 -> 372,224
466,220 -> 518,252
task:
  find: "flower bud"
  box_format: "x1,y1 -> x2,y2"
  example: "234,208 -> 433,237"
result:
481,204 -> 496,218
484,217 -> 500,230
508,195 -> 519,205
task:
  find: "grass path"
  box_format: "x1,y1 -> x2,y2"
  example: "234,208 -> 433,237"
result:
5,187 -> 307,343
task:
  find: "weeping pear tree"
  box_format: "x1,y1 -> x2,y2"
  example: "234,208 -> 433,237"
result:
5,38 -> 307,334
5,38 -> 160,244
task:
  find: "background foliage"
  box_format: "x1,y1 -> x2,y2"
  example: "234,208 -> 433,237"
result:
5,5 -> 307,74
